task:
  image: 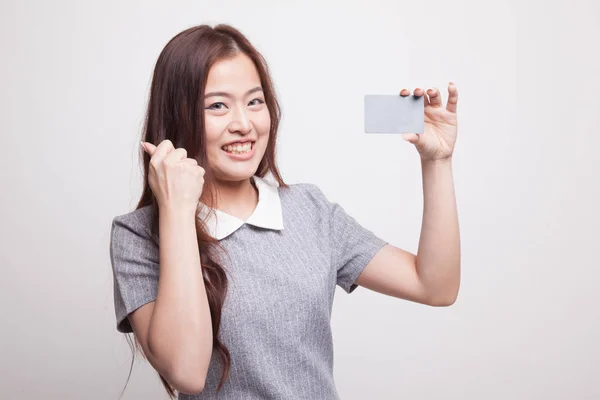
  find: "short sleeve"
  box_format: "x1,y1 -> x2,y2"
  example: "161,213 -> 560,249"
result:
109,213 -> 160,333
307,184 -> 388,294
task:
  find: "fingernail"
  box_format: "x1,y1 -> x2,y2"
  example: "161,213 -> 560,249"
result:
140,142 -> 147,151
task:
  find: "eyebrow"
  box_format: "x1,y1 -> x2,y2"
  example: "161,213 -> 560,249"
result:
204,86 -> 264,99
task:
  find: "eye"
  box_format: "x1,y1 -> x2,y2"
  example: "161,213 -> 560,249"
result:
250,98 -> 265,106
207,102 -> 226,110
206,98 -> 265,110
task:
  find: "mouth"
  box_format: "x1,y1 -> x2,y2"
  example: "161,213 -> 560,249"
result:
221,141 -> 256,160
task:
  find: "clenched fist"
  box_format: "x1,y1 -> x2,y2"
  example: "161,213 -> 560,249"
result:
141,139 -> 205,212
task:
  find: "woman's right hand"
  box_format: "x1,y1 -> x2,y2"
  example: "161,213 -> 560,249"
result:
141,139 -> 205,212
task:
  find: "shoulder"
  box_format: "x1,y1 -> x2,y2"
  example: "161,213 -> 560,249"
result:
109,205 -> 160,275
280,181 -> 330,203
110,205 -> 157,246
278,182 -> 334,218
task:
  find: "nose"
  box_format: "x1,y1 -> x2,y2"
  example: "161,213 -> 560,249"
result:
228,106 -> 252,135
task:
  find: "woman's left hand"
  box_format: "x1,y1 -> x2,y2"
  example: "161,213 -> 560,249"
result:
401,82 -> 458,162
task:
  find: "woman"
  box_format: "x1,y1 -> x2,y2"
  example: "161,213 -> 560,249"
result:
109,23 -> 460,399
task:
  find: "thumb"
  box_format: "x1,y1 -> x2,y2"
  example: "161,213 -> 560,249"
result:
141,141 -> 157,156
402,133 -> 419,144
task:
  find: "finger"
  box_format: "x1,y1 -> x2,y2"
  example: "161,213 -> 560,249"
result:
402,133 -> 420,144
446,82 -> 458,113
151,139 -> 176,163
181,158 -> 198,166
414,87 -> 429,107
399,88 -> 410,96
164,148 -> 187,164
141,142 -> 157,156
427,87 -> 442,107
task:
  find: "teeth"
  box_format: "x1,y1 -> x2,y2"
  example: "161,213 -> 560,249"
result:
222,142 -> 252,154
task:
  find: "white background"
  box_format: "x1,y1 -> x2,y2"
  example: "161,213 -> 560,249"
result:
1,0 -> 599,399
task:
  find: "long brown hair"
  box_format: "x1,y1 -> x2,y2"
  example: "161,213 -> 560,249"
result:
119,24 -> 287,399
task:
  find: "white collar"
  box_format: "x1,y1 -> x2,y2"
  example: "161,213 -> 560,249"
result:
198,175 -> 284,240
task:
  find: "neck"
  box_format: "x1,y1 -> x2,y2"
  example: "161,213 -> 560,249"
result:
209,176 -> 259,220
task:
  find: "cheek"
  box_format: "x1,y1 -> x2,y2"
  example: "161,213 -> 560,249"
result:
255,111 -> 271,139
204,116 -> 221,137
203,117 -> 223,143
203,130 -> 221,162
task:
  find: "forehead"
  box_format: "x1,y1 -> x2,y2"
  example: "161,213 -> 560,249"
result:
205,53 -> 261,92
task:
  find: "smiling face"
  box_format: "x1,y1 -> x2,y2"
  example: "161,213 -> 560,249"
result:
203,52 -> 270,183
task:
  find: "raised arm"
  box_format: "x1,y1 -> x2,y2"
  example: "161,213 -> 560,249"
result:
128,139 -> 212,394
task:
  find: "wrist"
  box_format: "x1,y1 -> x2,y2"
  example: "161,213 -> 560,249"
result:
159,202 -> 198,219
421,156 -> 453,166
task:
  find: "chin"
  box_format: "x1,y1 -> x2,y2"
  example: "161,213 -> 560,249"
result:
215,166 -> 259,182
